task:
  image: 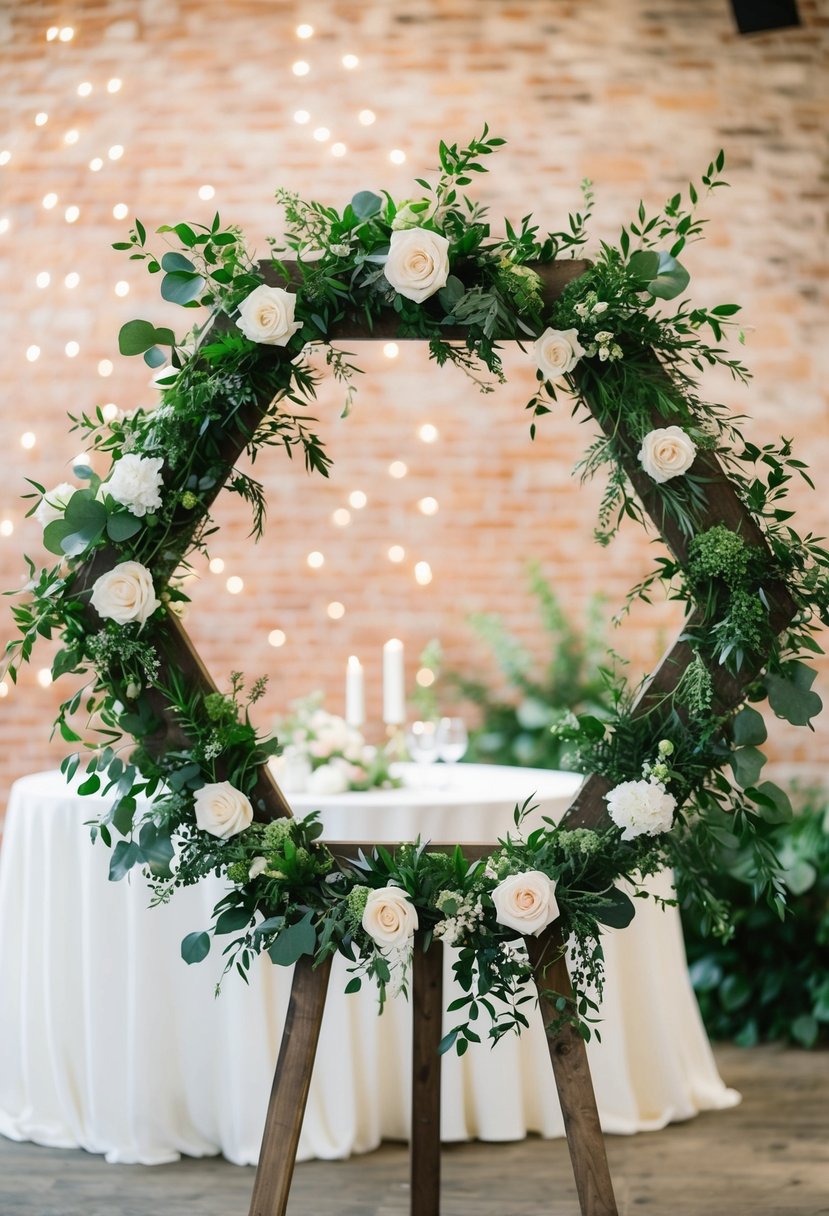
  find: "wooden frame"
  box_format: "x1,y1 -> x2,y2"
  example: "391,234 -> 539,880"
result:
72,258 -> 797,1215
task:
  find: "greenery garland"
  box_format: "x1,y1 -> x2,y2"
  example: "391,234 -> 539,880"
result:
4,129 -> 828,1054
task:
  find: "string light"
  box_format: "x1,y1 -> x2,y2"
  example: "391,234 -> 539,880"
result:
64,271 -> 80,288
348,490 -> 367,509
0,151 -> 10,165
36,271 -> 50,288
342,54 -> 359,69
26,345 -> 40,363
332,508 -> 351,527
0,218 -> 9,235
0,680 -> 8,698
208,557 -> 225,574
418,496 -> 439,515
98,359 -> 113,377
65,205 -> 80,223
89,157 -> 103,171
64,129 -> 79,145
114,280 -> 129,296
388,460 -> 407,479
293,109 -> 310,124
313,127 -> 330,143
77,81 -> 92,96
113,203 -> 128,219
327,601 -> 345,619
107,78 -> 122,93
416,668 -> 436,688
389,149 -> 406,165
226,575 -> 244,594
108,145 -> 124,161
198,184 -> 215,201
46,27 -> 59,41
43,193 -> 58,209
292,60 -> 310,77
37,668 -> 53,687
331,143 -> 347,157
296,23 -> 314,38
415,561 -> 433,585
307,551 -> 325,568
358,109 -> 376,126
0,519 -> 13,537
21,432 -> 36,449
388,545 -> 405,563
102,403 -> 119,421
383,342 -> 399,358
65,341 -> 80,357
268,629 -> 286,648
35,112 -> 49,127
59,27 -> 74,42
418,423 -> 439,443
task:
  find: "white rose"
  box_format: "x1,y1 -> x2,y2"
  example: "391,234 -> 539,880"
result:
533,327 -> 586,380
383,227 -> 450,303
306,761 -> 350,796
362,886 -> 419,948
248,856 -> 269,880
35,482 -> 77,528
637,426 -> 698,483
236,284 -> 302,346
194,781 -> 253,840
90,560 -> 161,626
491,870 -> 560,937
605,778 -> 677,841
102,453 -> 164,518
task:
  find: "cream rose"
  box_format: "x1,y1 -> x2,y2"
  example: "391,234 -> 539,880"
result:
35,482 -> 77,528
637,426 -> 697,484
361,886 -> 419,948
103,453 -> 164,517
236,284 -> 302,346
533,327 -> 586,380
89,560 -> 161,626
194,781 -> 253,840
491,870 -> 560,937
605,778 -> 677,841
383,227 -> 450,303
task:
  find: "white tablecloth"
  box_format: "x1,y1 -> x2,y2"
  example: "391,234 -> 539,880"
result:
0,767 -> 738,1166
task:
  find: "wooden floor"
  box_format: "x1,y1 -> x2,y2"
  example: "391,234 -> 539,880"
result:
1,1045 -> 827,1216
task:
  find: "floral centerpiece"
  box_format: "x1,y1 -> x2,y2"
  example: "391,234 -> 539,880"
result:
270,693 -> 400,795
4,130 -> 828,1054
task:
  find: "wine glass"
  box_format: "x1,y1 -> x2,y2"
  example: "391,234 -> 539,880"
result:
436,717 -> 468,766
405,720 -> 439,784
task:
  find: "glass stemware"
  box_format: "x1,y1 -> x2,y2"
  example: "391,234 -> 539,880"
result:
405,719 -> 440,769
436,717 -> 468,765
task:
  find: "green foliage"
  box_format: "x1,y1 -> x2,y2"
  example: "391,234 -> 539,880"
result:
447,564 -> 612,770
681,788 -> 829,1048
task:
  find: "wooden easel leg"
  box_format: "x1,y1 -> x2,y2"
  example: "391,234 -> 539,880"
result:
526,932 -> 619,1216
247,953 -> 333,1216
410,932 -> 444,1216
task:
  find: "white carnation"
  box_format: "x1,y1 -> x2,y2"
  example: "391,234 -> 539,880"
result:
605,778 -> 677,840
103,454 -> 164,517
35,482 -> 77,528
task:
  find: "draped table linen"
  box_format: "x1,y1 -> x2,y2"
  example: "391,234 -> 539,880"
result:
0,766 -> 738,1165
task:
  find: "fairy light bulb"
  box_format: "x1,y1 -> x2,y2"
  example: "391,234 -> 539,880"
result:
43,193 -> 58,209
268,629 -> 286,648
332,508 -> 351,527
327,601 -> 345,619
77,81 -> 92,96
65,341 -> 80,358
307,551 -> 324,568
389,149 -> 406,165
37,668 -> 53,687
292,60 -> 310,77
64,129 -> 79,145
89,157 -> 103,171
348,490 -> 367,509
419,423 -> 438,443
21,432 -> 37,449
296,23 -> 314,38
313,127 -> 330,143
98,359 -> 113,377
108,145 -> 123,161
416,668 -> 435,688
102,403 -> 119,421
35,112 -> 49,127
388,545 -> 405,563
59,27 -> 74,42
64,271 -> 80,288
0,218 -> 9,235
107,78 -> 122,93
0,680 -> 8,698
294,110 -> 310,125
0,519 -> 13,537
383,342 -> 399,359
64,205 -> 80,223
46,27 -> 59,41
198,184 -> 215,201
331,143 -> 347,157
415,561 -> 433,585
208,557 -> 225,574
418,496 -> 439,516
114,280 -> 129,296
36,271 -> 50,288
342,54 -> 359,69
26,345 -> 40,363
113,203 -> 128,220
388,461 -> 407,479
358,109 -> 376,126
226,576 -> 244,594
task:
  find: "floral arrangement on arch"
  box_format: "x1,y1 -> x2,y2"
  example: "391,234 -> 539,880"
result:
5,129 -> 829,1054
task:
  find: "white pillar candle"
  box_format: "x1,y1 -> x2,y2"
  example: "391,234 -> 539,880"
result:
345,655 -> 364,728
382,638 -> 405,725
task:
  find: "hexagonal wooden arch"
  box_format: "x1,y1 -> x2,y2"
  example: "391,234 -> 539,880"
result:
74,259 -> 797,1216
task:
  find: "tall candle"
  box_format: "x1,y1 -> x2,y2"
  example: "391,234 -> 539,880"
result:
345,655 -> 364,728
382,638 -> 405,725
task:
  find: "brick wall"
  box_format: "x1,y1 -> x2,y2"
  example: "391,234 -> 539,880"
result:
1,0 -> 827,806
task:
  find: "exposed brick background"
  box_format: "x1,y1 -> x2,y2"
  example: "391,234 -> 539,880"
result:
1,0 -> 827,808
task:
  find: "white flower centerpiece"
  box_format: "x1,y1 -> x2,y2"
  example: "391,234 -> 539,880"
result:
270,693 -> 401,794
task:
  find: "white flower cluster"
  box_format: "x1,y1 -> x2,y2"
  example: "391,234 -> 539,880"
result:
102,453 -> 164,517
433,888 -> 486,946
270,701 -> 383,793
605,777 -> 677,841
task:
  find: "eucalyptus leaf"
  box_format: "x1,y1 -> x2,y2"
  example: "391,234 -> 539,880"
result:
119,318 -> 157,356
351,190 -> 383,220
732,705 -> 767,746
267,912 -> 316,966
143,345 -> 167,369
109,840 -> 141,881
765,662 -> 823,728
729,745 -> 766,789
161,251 -> 196,273
593,887 -> 635,929
160,271 -> 205,306
647,251 -> 690,300
747,781 -> 793,824
181,931 -> 211,964
106,512 -> 143,542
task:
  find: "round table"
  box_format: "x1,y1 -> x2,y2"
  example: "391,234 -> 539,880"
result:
0,766 -> 738,1166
